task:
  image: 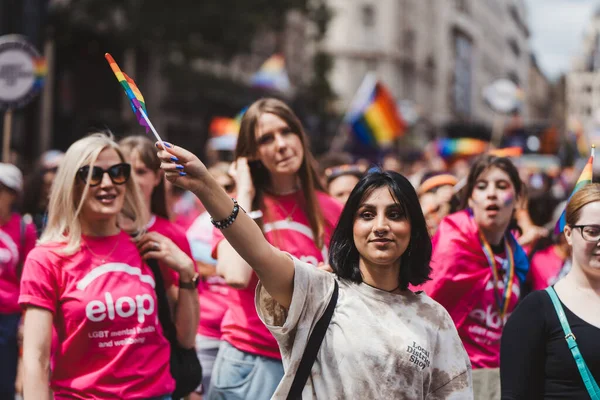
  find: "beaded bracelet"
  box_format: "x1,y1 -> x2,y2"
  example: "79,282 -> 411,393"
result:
210,198 -> 241,229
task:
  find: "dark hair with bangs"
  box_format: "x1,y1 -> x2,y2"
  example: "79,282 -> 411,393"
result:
329,169 -> 432,290
461,154 -> 523,234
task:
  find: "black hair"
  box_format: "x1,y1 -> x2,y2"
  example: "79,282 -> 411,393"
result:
329,169 -> 432,290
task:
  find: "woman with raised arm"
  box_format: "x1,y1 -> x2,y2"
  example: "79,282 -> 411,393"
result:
19,133 -> 198,400
501,183 -> 600,399
422,155 -> 530,399
157,142 -> 473,399
205,99 -> 342,399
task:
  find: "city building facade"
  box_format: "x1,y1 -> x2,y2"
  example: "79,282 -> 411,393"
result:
567,9 -> 600,141
322,0 -> 532,130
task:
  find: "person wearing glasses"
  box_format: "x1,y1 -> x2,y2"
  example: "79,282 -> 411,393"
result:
501,183 -> 600,399
19,133 -> 199,400
186,162 -> 234,399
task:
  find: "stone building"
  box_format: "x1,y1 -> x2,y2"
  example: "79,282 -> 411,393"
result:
567,8 -> 600,141
322,0 -> 531,130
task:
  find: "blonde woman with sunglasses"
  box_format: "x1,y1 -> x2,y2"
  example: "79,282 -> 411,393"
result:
19,133 -> 198,400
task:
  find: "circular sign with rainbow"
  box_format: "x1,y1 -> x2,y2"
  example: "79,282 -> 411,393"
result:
0,35 -> 46,110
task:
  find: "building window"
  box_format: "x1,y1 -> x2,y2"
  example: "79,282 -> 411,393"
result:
452,31 -> 473,116
361,4 -> 375,27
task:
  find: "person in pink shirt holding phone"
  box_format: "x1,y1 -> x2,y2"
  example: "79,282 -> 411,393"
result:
208,98 -> 343,400
19,133 -> 199,400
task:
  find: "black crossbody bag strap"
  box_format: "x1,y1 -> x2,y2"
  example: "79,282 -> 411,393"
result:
146,259 -> 177,343
286,280 -> 339,400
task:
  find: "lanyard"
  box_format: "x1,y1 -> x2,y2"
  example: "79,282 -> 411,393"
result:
479,233 -> 515,320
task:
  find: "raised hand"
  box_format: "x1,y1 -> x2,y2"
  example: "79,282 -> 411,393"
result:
229,157 -> 255,198
156,142 -> 209,194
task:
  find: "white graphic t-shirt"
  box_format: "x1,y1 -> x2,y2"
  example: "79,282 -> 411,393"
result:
256,258 -> 473,399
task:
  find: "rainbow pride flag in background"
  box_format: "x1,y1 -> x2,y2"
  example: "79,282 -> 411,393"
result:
207,108 -> 246,151
251,54 -> 291,92
345,74 -> 406,148
436,138 -> 488,158
554,149 -> 595,234
105,53 -> 150,132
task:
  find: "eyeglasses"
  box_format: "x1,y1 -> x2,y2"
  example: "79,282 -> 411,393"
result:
77,163 -> 131,187
571,224 -> 600,242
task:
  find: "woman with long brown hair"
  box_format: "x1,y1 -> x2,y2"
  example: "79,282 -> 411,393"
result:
207,98 -> 343,400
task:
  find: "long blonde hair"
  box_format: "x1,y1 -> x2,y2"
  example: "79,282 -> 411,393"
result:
40,133 -> 148,254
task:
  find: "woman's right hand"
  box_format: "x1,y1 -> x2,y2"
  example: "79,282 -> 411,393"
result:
156,142 -> 209,194
229,157 -> 255,199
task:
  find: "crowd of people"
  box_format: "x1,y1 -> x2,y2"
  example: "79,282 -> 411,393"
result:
0,97 -> 598,399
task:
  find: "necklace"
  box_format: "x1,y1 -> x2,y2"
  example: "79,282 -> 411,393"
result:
363,281 -> 401,293
84,236 -> 121,264
271,199 -> 299,222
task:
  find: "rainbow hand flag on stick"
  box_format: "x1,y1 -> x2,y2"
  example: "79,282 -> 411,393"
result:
345,73 -> 406,148
555,145 -> 595,234
104,53 -> 165,147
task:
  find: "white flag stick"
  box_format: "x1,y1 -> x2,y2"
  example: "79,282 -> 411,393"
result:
138,107 -> 167,150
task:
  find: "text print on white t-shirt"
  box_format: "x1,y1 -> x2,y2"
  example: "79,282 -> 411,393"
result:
76,262 -> 159,349
263,220 -> 328,266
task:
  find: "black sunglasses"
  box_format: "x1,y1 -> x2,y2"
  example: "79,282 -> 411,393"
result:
77,163 -> 131,187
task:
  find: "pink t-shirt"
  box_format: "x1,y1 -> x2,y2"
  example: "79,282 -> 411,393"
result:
0,213 -> 36,314
18,232 -> 175,399
172,191 -> 204,231
187,211 -> 230,339
529,245 -> 569,291
458,252 -> 521,369
147,214 -> 194,287
212,191 -> 343,359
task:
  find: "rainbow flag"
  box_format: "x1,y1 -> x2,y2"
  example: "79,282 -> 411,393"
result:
346,76 -> 406,148
251,54 -> 291,92
105,53 -> 150,132
489,147 -> 523,158
207,108 -> 246,151
555,150 -> 594,234
436,138 -> 488,158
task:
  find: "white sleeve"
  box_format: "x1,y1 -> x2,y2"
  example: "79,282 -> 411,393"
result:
255,256 -> 335,355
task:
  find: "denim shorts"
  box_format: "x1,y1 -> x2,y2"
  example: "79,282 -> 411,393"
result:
194,334 -> 222,394
206,341 -> 284,400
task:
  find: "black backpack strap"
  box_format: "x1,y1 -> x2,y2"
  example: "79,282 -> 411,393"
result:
146,259 -> 177,343
287,280 -> 339,400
